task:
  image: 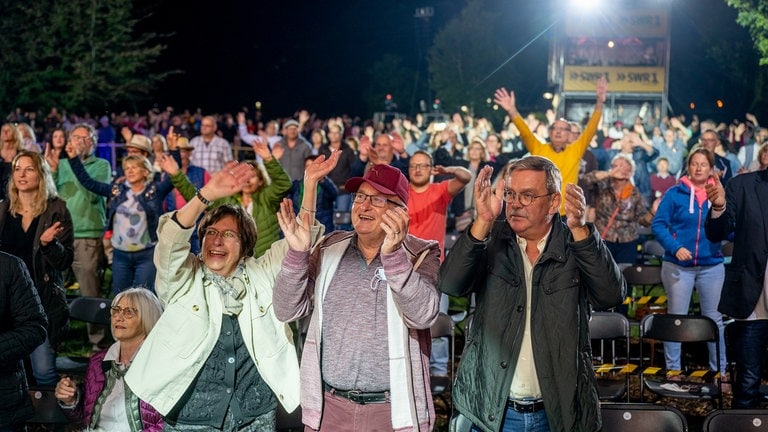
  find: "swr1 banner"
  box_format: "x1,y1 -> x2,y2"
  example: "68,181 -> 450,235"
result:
563,66 -> 665,93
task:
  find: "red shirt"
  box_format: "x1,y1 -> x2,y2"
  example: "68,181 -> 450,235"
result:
408,181 -> 452,261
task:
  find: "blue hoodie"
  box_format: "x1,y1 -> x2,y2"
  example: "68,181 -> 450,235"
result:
651,178 -> 724,267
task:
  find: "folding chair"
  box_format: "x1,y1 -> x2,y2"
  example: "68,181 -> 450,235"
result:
641,239 -> 666,265
600,403 -> 688,432
26,386 -> 69,427
430,312 -> 455,416
702,409 -> 768,431
639,313 -> 722,408
622,265 -> 663,297
56,296 -> 112,375
589,312 -> 632,401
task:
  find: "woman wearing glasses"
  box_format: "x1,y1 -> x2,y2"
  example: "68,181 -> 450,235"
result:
125,153 -> 340,431
55,287 -> 164,431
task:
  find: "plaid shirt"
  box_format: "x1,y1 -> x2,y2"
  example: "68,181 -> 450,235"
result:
189,135 -> 233,173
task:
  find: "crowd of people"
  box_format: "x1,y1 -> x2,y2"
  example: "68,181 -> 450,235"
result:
1,85 -> 768,431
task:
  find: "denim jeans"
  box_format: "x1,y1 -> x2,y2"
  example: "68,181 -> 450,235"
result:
729,320 -> 768,408
430,294 -> 450,376
29,336 -> 58,387
111,246 -> 156,294
661,262 -> 726,373
470,406 -> 551,432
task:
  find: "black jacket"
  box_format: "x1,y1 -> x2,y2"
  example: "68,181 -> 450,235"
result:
0,252 -> 47,426
440,217 -> 625,432
0,198 -> 74,346
705,169 -> 768,318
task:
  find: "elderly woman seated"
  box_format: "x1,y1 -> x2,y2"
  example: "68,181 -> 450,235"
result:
55,287 -> 164,431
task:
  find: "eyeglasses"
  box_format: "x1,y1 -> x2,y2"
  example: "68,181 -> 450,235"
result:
352,192 -> 403,208
70,134 -> 92,143
409,163 -> 432,171
110,305 -> 138,319
502,190 -> 554,207
204,228 -> 240,242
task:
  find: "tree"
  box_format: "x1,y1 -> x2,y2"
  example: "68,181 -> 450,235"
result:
726,0 -> 768,65
0,0 -> 174,114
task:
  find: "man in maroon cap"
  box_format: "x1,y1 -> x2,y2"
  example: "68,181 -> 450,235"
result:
274,163 -> 441,431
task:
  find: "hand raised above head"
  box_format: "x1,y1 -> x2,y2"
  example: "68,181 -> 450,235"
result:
304,150 -> 341,184
493,87 -> 516,114
204,161 -> 256,201
157,152 -> 180,176
277,198 -> 311,252
474,165 -> 502,223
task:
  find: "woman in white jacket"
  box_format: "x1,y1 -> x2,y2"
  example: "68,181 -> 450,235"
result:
125,151 -> 340,431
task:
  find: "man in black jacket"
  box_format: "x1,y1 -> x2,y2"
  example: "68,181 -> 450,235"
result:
0,252 -> 47,431
440,156 -> 625,432
706,169 -> 768,408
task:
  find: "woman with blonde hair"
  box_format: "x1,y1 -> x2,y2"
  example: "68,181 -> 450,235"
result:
65,135 -> 179,293
56,287 -> 164,431
0,151 -> 74,387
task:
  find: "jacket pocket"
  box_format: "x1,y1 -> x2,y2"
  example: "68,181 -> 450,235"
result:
156,306 -> 209,358
544,268 -> 580,295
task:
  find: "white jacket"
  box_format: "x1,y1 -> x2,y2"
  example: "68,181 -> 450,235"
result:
126,213 -> 321,416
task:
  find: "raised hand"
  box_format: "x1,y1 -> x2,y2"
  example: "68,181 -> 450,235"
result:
595,76 -> 608,105
563,183 -> 587,231
271,143 -> 285,160
391,131 -> 405,154
704,173 -> 725,208
380,206 -> 409,254
237,112 -> 246,125
277,198 -> 311,251
44,145 -> 59,172
203,161 -> 256,201
166,126 -> 179,150
474,165 -> 503,223
252,139 -> 272,161
304,150 -> 341,185
157,152 -> 181,176
493,87 -> 517,115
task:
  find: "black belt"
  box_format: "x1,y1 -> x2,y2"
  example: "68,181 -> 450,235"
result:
323,383 -> 389,404
507,399 -> 545,413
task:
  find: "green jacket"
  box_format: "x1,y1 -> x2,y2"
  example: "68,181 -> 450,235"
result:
171,158 -> 291,258
53,156 -> 111,238
440,217 -> 626,432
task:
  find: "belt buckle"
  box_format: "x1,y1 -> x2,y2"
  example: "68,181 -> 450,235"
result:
347,390 -> 363,404
510,399 -> 540,413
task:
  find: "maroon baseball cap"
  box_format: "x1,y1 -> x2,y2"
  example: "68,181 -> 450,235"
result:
345,164 -> 409,205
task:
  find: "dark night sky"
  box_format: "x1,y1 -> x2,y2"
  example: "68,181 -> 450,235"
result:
139,0 -> 755,121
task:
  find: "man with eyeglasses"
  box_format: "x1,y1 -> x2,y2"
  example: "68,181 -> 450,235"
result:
189,115 -> 233,174
441,156 -> 625,432
46,123 -> 111,351
494,78 -> 607,214
274,163 -> 441,431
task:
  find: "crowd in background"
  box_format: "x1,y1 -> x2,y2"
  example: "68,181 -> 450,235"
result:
3,98 -> 768,429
